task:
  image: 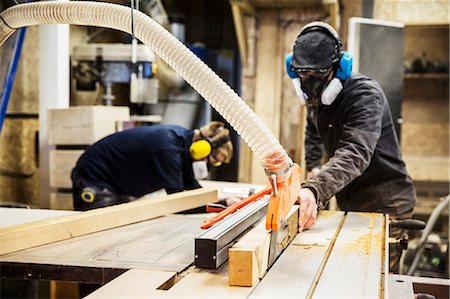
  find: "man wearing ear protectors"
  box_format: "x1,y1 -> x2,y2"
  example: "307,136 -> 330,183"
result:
288,21 -> 416,273
71,121 -> 235,212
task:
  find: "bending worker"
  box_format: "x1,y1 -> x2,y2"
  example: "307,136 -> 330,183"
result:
289,21 -> 416,273
71,121 -> 234,211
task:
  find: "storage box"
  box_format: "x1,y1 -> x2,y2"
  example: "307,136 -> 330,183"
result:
48,106 -> 130,145
49,150 -> 84,188
50,192 -> 74,210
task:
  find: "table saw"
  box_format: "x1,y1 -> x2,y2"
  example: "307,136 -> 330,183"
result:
0,182 -> 388,298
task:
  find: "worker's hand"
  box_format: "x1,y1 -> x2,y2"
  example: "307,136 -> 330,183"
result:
298,188 -> 318,232
224,196 -> 243,207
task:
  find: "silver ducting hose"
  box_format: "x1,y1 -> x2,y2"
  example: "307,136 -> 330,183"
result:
0,1 -> 292,180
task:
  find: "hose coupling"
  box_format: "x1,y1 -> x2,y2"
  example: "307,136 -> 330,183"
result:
264,162 -> 293,197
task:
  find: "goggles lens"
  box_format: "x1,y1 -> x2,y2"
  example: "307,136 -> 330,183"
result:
294,67 -> 332,80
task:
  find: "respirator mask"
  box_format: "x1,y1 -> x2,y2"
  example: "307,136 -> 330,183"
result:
297,67 -> 344,106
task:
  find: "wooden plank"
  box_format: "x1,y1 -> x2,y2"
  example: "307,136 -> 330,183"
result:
228,219 -> 270,287
312,212 -> 385,298
0,207 -> 76,228
249,211 -> 344,298
84,269 -> 176,299
49,149 -> 83,188
0,188 -> 217,255
228,205 -> 299,287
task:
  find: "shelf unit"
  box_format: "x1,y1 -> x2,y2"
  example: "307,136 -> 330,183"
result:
401,23 -> 449,215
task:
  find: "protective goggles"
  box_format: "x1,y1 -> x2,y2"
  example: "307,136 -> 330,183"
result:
293,67 -> 333,80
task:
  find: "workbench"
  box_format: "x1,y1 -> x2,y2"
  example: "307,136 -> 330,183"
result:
0,205 -> 388,298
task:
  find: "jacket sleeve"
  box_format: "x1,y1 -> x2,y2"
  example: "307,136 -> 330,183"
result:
302,85 -> 384,209
305,108 -> 324,171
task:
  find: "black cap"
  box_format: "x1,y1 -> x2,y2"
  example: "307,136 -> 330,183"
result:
292,31 -> 339,70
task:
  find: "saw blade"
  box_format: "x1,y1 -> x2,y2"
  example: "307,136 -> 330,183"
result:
267,219 -> 289,268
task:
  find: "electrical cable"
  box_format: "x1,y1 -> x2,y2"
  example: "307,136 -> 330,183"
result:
407,194 -> 450,276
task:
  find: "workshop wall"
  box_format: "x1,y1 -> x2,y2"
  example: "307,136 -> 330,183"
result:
0,26 -> 39,207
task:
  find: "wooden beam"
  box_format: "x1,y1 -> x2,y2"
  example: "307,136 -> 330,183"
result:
230,0 -> 255,68
228,205 -> 299,286
326,1 -> 339,30
0,188 -> 217,255
231,1 -> 248,67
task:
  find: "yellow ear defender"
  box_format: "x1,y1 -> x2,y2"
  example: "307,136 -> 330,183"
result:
190,133 -> 230,161
81,189 -> 95,203
189,139 -> 212,160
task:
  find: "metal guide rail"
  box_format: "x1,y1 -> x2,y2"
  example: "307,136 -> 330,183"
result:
194,197 -> 269,269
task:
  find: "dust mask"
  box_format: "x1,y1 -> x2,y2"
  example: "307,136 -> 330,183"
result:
192,159 -> 208,180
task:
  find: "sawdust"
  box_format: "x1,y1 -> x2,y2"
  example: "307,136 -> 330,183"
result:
342,229 -> 382,255
293,243 -> 326,249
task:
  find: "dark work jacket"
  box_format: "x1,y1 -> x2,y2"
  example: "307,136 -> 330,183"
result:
71,125 -> 200,198
302,72 -> 416,217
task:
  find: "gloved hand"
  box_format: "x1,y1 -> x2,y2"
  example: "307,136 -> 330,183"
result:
297,188 -> 318,232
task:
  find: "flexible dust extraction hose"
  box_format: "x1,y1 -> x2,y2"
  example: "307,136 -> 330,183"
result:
0,1 -> 292,181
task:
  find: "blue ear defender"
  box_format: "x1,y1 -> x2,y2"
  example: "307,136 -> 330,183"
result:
285,54 -> 298,79
336,52 -> 352,80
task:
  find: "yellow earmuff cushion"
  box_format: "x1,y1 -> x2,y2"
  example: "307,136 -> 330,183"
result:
189,139 -> 212,160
